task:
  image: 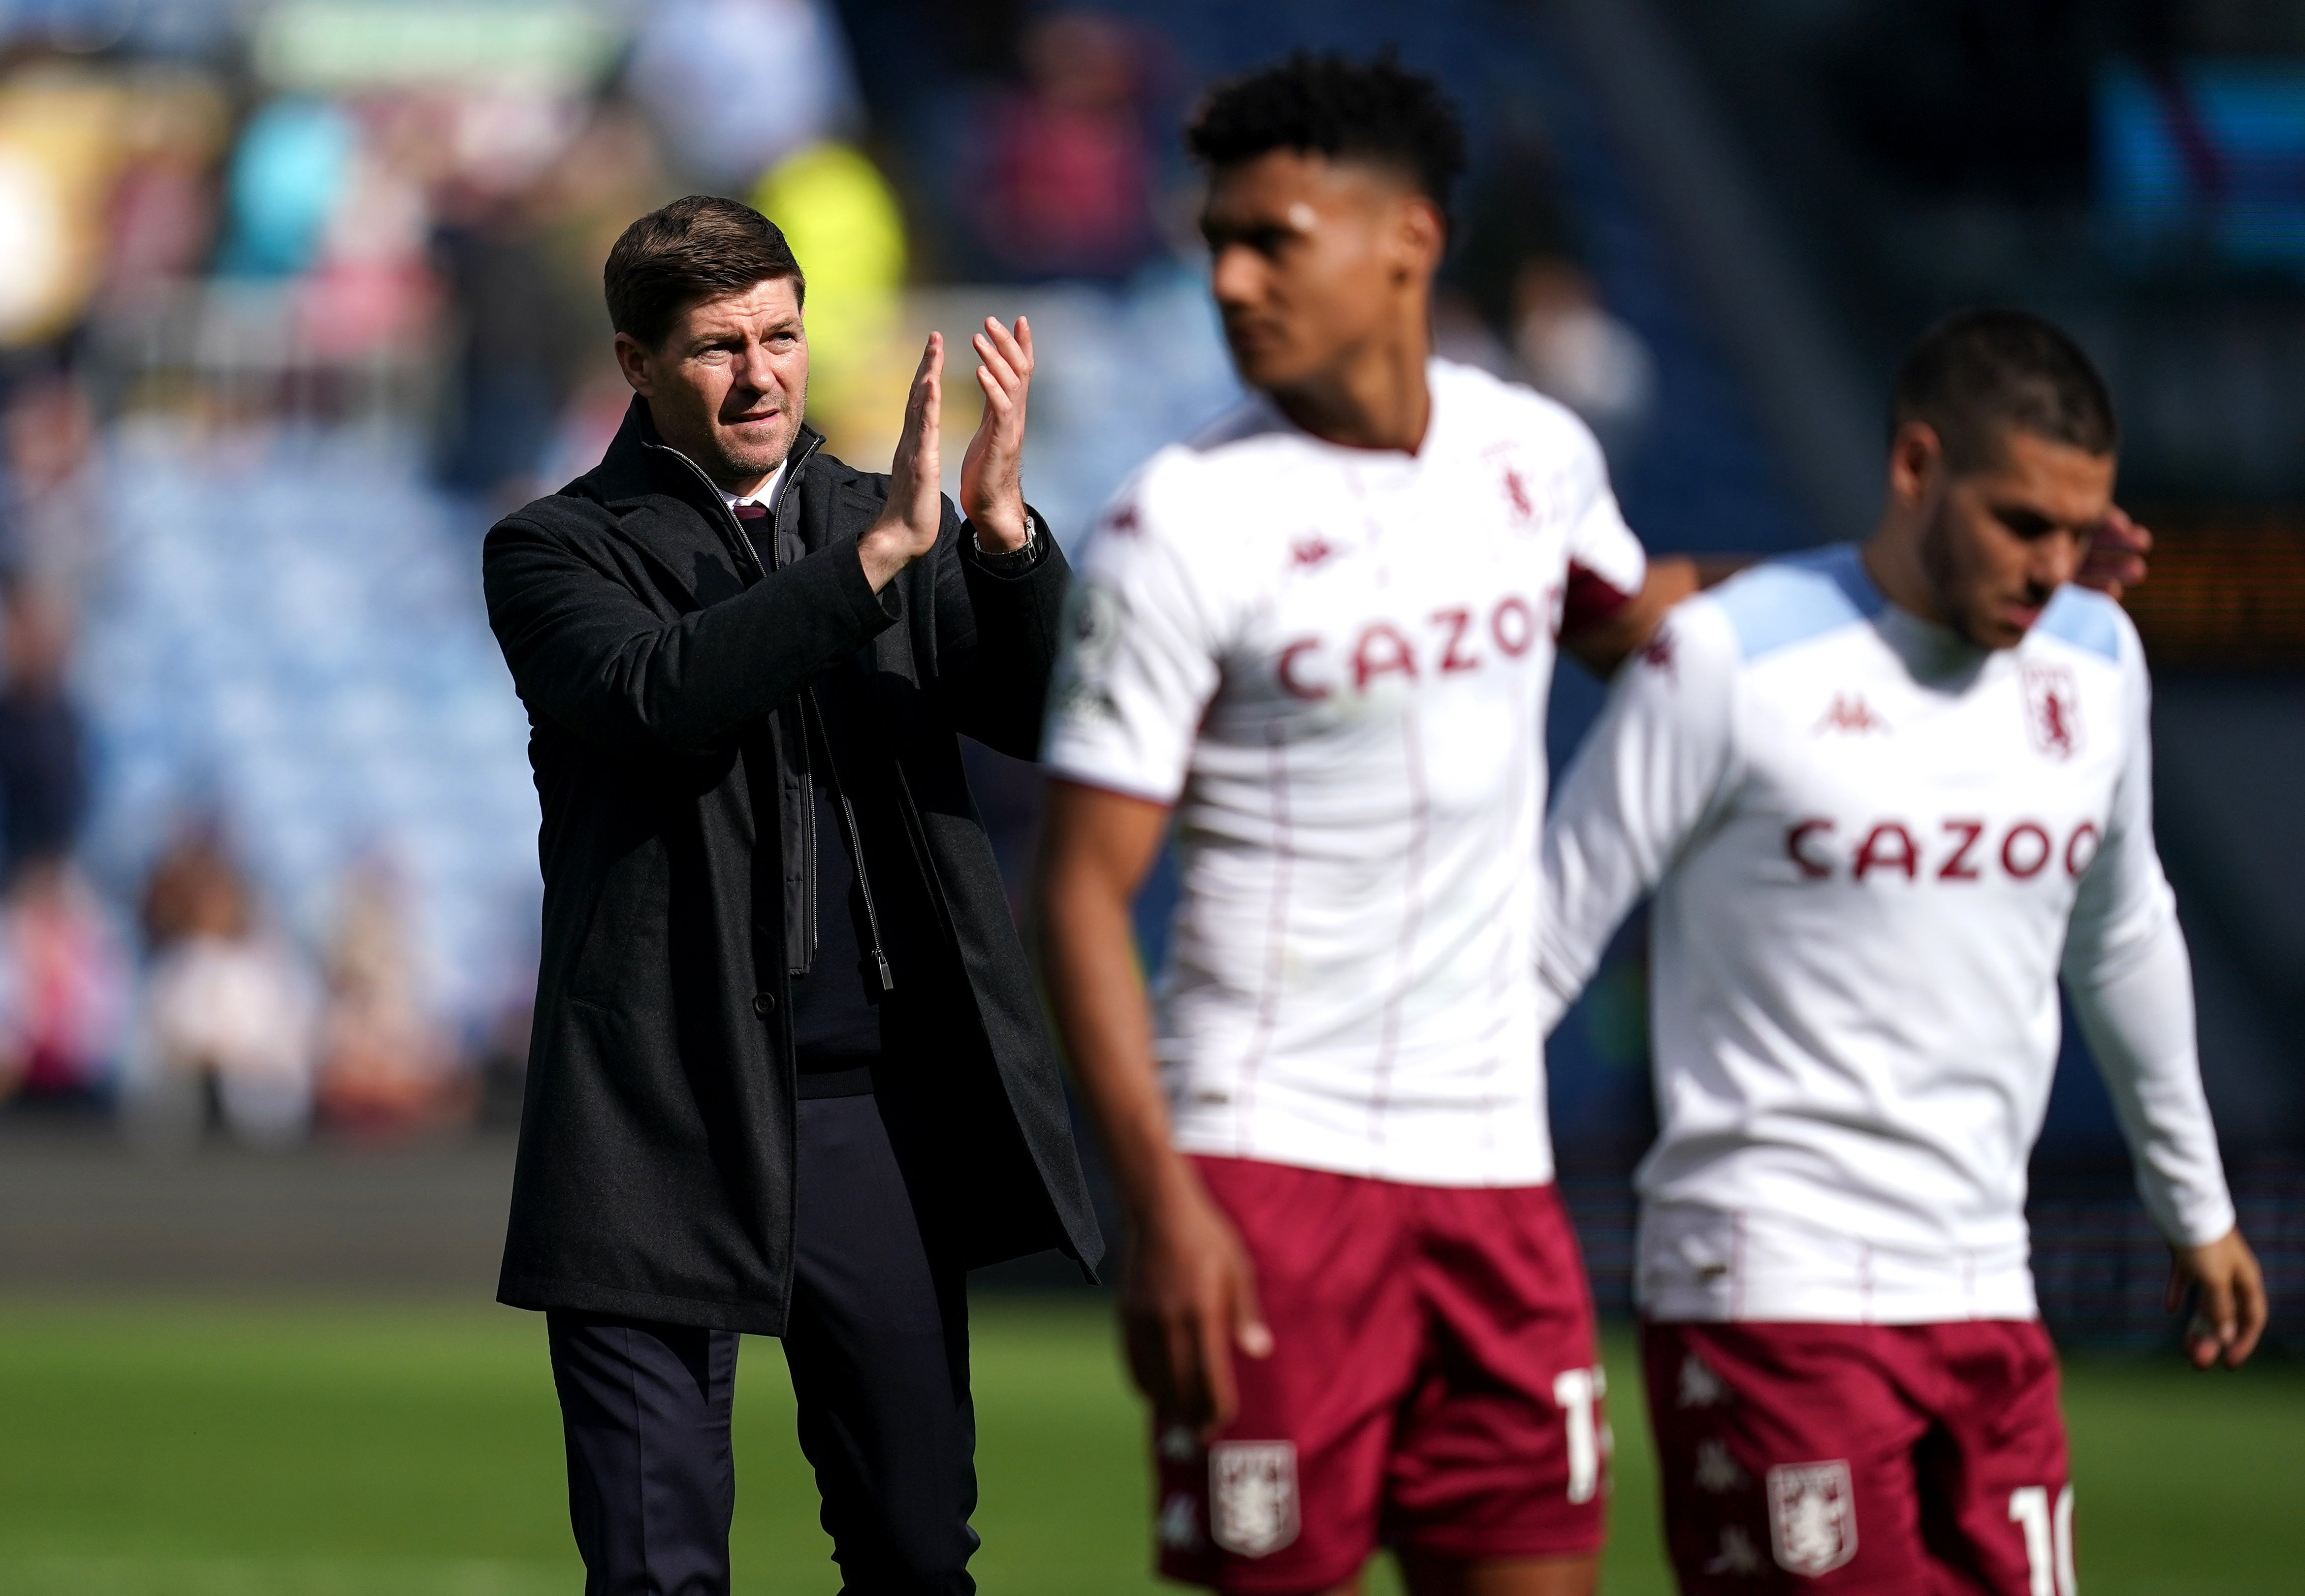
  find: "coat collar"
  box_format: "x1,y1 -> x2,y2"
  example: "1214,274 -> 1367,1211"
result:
586,395 -> 830,586
594,394 -> 825,513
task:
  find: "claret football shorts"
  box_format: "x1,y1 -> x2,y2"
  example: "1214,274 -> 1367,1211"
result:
1153,1156 -> 1607,1594
1641,1319 -> 2073,1595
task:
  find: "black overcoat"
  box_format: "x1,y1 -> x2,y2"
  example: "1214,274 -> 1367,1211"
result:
482,398 -> 1102,1334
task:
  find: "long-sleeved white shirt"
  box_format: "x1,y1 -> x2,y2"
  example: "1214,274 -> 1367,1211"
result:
1540,546 -> 2235,1322
1045,360 -> 1646,1186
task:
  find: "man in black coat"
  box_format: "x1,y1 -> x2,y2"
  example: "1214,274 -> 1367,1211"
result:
482,195 -> 1101,1595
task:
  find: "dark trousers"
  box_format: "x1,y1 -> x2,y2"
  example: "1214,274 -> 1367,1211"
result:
547,1093 -> 976,1595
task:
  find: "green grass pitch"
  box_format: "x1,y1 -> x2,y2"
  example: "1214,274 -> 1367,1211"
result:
0,1295 -> 2293,1594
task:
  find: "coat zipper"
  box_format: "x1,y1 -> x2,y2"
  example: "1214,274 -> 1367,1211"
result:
684,434 -> 821,975
804,687 -> 896,995
710,437 -> 891,997
643,428 -> 820,578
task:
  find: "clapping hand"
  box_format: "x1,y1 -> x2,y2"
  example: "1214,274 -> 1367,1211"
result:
960,316 -> 1034,553
858,333 -> 945,591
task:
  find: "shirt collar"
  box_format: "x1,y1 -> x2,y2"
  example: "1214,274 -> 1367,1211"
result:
720,458 -> 789,516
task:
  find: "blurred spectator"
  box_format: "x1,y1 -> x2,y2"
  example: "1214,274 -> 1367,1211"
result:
0,62 -> 128,347
534,97 -> 672,315
965,10 -> 1163,281
629,0 -> 862,188
1450,137 -> 1656,448
219,97 -> 356,278
1451,136 -> 1577,340
0,855 -> 127,1108
530,100 -> 673,487
413,91 -> 593,500
294,98 -> 440,365
751,139 -> 912,463
1,377 -> 106,599
96,67 -> 229,314
315,855 -> 466,1140
124,825 -> 318,1149
755,140 -> 906,368
0,579 -> 89,873
1509,260 -> 1657,445
434,194 -> 570,503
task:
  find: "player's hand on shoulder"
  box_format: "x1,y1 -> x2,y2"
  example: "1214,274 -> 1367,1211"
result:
2167,1227 -> 2267,1370
2076,505 -> 2151,601
1121,1175 -> 1272,1441
1564,556 -> 1702,678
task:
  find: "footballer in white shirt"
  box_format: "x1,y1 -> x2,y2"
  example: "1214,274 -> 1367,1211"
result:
1539,310 -> 2266,1594
1035,57 -> 1705,1596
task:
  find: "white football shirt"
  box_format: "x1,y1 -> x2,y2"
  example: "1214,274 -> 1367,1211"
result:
1045,359 -> 1647,1186
1540,547 -> 2236,1322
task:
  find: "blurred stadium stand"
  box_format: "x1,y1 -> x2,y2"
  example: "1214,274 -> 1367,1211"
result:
77,422 -> 542,1030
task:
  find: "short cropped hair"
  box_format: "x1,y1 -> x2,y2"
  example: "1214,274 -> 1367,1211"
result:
604,195 -> 805,351
1889,308 -> 2118,473
1186,52 -> 1469,222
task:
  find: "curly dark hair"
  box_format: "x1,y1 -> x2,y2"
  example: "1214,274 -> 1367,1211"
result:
1185,52 -> 1469,221
1890,309 -> 2118,473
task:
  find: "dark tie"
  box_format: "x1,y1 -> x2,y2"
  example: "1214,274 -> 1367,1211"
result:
733,502 -> 768,523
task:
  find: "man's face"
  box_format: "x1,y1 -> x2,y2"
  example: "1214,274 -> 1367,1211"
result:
1200,151 -> 1438,396
615,277 -> 808,489
1906,425 -> 2115,650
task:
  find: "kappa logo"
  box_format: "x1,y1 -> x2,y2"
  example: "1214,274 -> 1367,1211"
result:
1157,1492 -> 1202,1551
1694,1438 -> 1747,1493
1677,1353 -> 1730,1409
1208,1441 -> 1299,1559
1157,1424 -> 1200,1463
1813,693 -> 1889,735
1705,1525 -> 1763,1576
1767,1460 -> 1858,1576
2021,662 -> 2082,760
1290,535 -> 1338,570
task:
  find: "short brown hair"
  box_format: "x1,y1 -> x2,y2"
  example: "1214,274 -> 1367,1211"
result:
603,195 -> 806,351
1889,308 -> 2117,474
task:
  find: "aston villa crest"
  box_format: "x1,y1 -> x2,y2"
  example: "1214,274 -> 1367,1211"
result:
1767,1460 -> 1857,1576
1209,1441 -> 1299,1558
2021,662 -> 2083,761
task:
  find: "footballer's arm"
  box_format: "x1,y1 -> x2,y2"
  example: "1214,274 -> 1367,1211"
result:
2062,673 -> 2266,1368
1559,555 -> 1718,677
1034,779 -> 1272,1439
2065,921 -> 2266,1369
1538,603 -> 1738,1030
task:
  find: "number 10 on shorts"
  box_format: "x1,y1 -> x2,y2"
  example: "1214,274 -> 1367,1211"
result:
2009,1484 -> 2076,1596
1551,1366 -> 1608,1504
